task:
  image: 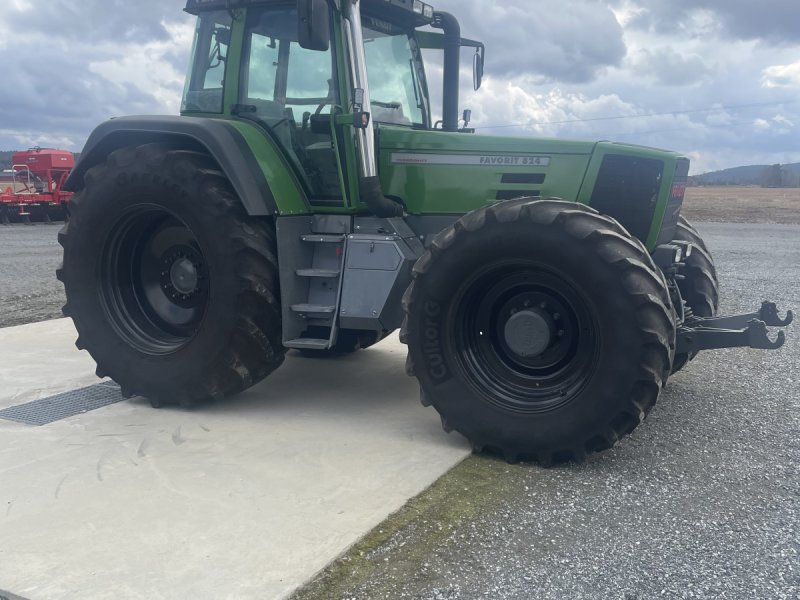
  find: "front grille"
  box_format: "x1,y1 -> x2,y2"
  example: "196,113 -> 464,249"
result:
500,173 -> 546,185
589,154 -> 664,242
495,173 -> 546,201
657,158 -> 690,245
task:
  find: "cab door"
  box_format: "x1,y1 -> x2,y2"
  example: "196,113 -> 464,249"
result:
237,4 -> 351,209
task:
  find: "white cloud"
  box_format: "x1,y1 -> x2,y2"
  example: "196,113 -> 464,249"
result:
10,0 -> 33,11
630,47 -> 714,86
754,118 -> 771,131
610,1 -> 647,28
749,115 -> 795,136
614,0 -> 800,45
762,62 -> 800,88
0,0 -> 798,174
705,110 -> 733,127
88,20 -> 195,115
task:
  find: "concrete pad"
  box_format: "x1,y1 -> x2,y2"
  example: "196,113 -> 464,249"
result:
0,319 -> 104,408
0,320 -> 470,600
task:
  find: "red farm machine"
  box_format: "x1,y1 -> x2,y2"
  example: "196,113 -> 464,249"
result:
1,147 -> 74,224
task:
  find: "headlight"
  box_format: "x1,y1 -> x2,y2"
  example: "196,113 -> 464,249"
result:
412,1 -> 434,18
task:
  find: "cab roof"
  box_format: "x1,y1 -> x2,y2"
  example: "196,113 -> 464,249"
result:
184,0 -> 435,28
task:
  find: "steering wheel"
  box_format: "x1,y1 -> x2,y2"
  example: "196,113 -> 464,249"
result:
314,101 -> 329,116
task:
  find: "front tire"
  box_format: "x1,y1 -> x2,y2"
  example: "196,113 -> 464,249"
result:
402,199 -> 675,465
57,144 -> 286,407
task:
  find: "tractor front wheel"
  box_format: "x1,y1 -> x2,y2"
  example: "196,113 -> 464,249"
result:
402,199 -> 676,465
57,144 -> 285,407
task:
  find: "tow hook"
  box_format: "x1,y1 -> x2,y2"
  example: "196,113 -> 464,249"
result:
676,301 -> 793,354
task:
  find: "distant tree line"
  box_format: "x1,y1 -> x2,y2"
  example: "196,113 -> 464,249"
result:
689,162 -> 800,187
760,164 -> 800,188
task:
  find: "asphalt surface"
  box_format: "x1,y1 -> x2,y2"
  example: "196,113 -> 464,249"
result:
294,223 -> 799,600
0,223 -> 64,328
0,222 -> 797,599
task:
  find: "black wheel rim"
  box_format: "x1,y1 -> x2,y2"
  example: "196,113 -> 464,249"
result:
100,205 -> 209,355
451,260 -> 599,414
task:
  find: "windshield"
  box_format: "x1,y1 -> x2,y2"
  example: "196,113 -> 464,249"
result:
363,22 -> 427,127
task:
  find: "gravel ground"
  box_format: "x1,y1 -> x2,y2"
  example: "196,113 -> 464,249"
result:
293,223 -> 799,600
0,223 -> 64,328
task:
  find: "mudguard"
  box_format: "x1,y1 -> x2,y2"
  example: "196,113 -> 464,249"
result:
64,115 -> 280,216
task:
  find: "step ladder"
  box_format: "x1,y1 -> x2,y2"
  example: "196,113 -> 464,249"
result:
284,233 -> 346,350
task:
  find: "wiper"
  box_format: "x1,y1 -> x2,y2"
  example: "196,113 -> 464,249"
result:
409,59 -> 423,110
372,100 -> 402,109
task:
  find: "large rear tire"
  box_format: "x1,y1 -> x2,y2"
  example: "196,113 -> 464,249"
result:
402,199 -> 675,465
670,215 -> 719,373
57,144 -> 286,407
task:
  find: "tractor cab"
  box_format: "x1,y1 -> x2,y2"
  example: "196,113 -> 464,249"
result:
181,0 -> 481,211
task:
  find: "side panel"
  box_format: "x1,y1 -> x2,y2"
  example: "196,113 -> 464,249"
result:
378,126 -> 596,214
65,116 -> 309,216
339,235 -> 417,331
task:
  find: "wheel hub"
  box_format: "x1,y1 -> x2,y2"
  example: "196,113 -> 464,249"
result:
453,263 -> 598,414
159,245 -> 206,308
169,257 -> 199,295
503,309 -> 553,357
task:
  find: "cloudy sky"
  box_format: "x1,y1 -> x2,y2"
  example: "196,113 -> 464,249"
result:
0,0 -> 798,174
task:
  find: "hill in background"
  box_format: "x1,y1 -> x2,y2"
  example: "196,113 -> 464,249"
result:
690,162 -> 800,187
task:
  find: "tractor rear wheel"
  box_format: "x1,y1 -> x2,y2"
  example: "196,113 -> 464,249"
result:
670,215 -> 719,372
57,144 -> 285,407
402,199 -> 676,465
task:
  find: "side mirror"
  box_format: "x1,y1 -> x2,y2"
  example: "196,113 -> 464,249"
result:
298,0 -> 330,51
473,47 -> 485,91
214,27 -> 231,47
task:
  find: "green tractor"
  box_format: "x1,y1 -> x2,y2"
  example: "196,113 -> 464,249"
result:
58,0 -> 792,464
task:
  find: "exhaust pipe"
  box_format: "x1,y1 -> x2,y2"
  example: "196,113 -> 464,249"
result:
358,175 -> 403,218
432,12 -> 461,133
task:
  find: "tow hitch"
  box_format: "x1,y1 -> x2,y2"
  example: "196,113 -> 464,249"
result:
676,301 -> 793,354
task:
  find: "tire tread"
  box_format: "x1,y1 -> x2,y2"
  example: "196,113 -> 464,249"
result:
402,198 -> 676,465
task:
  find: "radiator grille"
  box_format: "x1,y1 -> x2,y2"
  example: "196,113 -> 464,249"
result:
657,158 -> 690,244
589,154 -> 664,242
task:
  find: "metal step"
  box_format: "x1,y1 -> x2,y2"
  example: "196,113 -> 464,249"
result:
291,304 -> 336,314
296,268 -> 341,278
284,338 -> 330,350
301,234 -> 346,244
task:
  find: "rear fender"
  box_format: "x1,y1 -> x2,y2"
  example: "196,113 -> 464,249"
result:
65,116 -> 308,216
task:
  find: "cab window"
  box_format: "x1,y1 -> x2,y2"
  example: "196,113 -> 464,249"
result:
182,10 -> 232,113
